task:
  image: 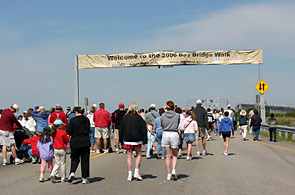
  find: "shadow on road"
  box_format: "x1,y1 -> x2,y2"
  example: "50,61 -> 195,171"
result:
177,174 -> 189,180
142,174 -> 157,179
70,177 -> 105,184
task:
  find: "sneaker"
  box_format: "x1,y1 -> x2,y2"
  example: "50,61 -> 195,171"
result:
202,150 -> 207,156
3,159 -> 7,166
206,136 -> 211,141
127,175 -> 132,182
186,156 -> 192,161
123,150 -> 127,154
104,149 -> 109,154
31,157 -> 36,164
90,150 -> 95,153
39,177 -> 44,182
177,152 -> 182,158
116,148 -> 119,154
82,178 -> 89,184
51,176 -> 56,183
15,158 -> 24,165
253,137 -> 256,141
153,152 -> 159,159
224,151 -> 228,156
171,170 -> 177,181
196,151 -> 200,157
161,157 -> 165,160
61,179 -> 67,183
243,138 -> 246,141
167,174 -> 172,181
68,174 -> 75,183
133,173 -> 142,181
96,150 -> 101,154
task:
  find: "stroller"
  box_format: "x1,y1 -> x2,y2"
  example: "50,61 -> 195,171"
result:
10,128 -> 32,164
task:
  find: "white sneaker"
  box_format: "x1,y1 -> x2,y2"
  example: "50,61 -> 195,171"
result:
104,149 -> 109,154
39,177 -> 44,182
123,150 -> 127,154
186,156 -> 192,161
177,152 -> 182,158
15,158 -> 24,165
196,151 -> 200,157
116,148 -> 119,154
96,150 -> 100,154
224,151 -> 228,156
127,175 -> 132,182
171,170 -> 177,181
133,173 -> 142,181
202,150 -> 207,156
167,174 -> 172,181
3,159 -> 7,166
82,178 -> 89,184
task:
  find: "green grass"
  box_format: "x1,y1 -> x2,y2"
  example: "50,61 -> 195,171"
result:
260,131 -> 295,143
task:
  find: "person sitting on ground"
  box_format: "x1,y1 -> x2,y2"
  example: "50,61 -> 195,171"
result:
22,131 -> 40,163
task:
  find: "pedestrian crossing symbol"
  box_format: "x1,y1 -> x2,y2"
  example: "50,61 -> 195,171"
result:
255,80 -> 269,95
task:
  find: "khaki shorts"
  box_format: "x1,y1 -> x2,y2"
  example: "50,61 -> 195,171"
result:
195,127 -> 206,138
162,131 -> 179,149
114,129 -> 119,140
0,130 -> 16,147
95,127 -> 109,139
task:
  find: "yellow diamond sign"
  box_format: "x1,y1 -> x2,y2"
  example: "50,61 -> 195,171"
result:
255,80 -> 269,95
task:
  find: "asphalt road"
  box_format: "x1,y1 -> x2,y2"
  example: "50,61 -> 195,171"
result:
1,133 -> 295,195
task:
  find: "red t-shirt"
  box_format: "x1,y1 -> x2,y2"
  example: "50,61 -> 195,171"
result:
93,108 -> 111,128
53,129 -> 70,149
23,136 -> 40,156
49,110 -> 68,130
0,109 -> 22,132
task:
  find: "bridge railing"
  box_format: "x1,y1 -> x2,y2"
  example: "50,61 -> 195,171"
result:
260,124 -> 295,141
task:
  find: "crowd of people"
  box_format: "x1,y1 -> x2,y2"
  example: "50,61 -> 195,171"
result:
0,100 -> 276,183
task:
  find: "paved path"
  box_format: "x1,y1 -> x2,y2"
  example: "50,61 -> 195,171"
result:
1,133 -> 295,195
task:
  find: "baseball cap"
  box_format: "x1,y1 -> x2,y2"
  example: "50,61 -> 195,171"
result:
54,119 -> 65,126
92,104 -> 98,108
119,102 -> 125,108
227,104 -> 231,108
196,99 -> 202,104
43,126 -> 51,133
55,104 -> 61,109
39,106 -> 45,109
150,104 -> 156,108
12,104 -> 19,112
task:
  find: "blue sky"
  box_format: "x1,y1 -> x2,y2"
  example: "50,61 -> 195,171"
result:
0,0 -> 294,112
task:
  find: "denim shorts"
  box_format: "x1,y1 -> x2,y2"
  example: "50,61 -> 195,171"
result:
183,133 -> 196,142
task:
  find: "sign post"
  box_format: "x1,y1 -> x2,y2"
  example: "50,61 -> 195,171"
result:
255,69 -> 269,124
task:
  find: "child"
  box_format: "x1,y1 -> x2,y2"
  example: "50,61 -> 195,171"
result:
146,119 -> 155,159
22,131 -> 40,163
37,126 -> 54,182
50,119 -> 70,183
219,111 -> 234,155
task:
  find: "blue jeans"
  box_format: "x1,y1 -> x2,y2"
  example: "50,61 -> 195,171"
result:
269,128 -> 277,141
155,130 -> 166,157
89,127 -> 96,145
28,149 -> 39,159
146,134 -> 155,158
19,143 -> 31,151
214,121 -> 219,134
252,126 -> 260,140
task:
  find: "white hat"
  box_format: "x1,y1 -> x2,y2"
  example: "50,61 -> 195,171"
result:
92,104 -> 98,108
12,104 -> 19,112
196,99 -> 202,104
150,104 -> 156,108
227,104 -> 231,108
240,110 -> 247,116
39,106 -> 45,109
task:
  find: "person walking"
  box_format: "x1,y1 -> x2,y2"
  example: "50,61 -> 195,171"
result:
87,106 -> 97,153
50,119 -> 70,183
119,102 -> 147,181
37,126 -> 54,182
180,110 -> 198,160
250,109 -> 262,141
153,108 -> 166,159
161,101 -> 180,181
67,107 -> 91,184
219,111 -> 234,155
239,110 -> 248,141
192,100 -> 209,156
268,113 -> 278,142
112,103 -> 127,154
0,104 -> 24,165
93,103 -> 112,154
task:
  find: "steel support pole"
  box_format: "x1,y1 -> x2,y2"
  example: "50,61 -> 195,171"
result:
75,56 -> 80,106
259,63 -> 266,123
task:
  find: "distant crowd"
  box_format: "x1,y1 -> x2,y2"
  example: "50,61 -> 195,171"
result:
0,100 -> 277,183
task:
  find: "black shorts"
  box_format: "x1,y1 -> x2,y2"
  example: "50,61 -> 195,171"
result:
221,132 -> 231,139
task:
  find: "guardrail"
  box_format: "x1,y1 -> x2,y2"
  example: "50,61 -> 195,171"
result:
260,124 -> 295,141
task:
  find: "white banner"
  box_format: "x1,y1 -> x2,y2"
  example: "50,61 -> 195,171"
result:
77,50 -> 263,69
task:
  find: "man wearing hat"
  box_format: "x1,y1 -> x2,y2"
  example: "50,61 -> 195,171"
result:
0,104 -> 24,165
239,110 -> 248,141
192,100 -> 209,156
66,106 -> 72,118
145,104 -> 159,124
50,104 -> 67,130
112,103 -> 127,153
